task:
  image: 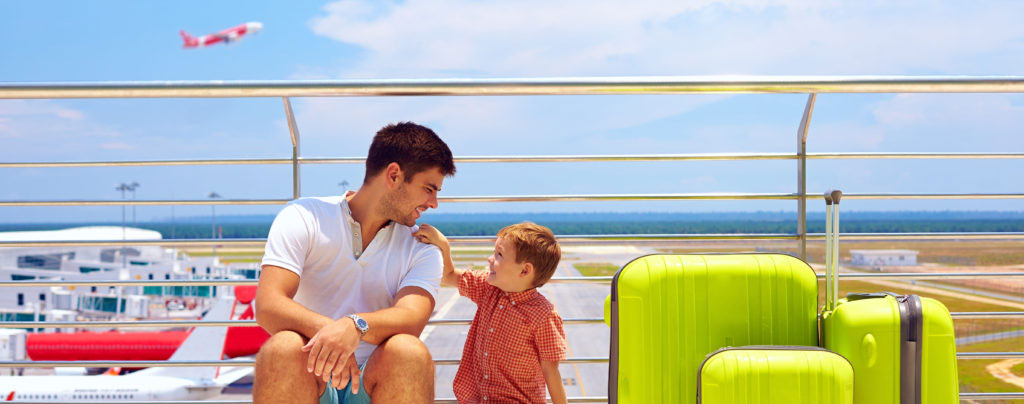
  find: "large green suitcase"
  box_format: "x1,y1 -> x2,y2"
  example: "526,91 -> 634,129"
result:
819,190 -> 958,404
609,254 -> 819,403
698,346 -> 854,404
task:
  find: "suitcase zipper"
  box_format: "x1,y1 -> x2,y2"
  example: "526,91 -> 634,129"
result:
897,295 -> 924,404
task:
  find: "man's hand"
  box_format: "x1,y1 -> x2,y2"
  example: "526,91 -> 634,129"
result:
301,317 -> 362,391
413,223 -> 449,253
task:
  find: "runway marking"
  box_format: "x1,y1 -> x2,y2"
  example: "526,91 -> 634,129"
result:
421,290 -> 462,342
565,337 -> 587,397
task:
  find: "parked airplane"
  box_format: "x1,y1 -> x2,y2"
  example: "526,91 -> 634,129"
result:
0,296 -> 252,401
180,22 -> 263,48
26,286 -> 268,362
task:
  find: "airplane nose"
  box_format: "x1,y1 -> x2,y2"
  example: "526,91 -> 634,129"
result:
249,22 -> 263,32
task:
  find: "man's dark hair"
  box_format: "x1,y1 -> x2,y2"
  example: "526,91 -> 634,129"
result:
364,122 -> 456,183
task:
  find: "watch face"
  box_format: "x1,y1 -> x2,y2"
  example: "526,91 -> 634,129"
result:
356,318 -> 368,329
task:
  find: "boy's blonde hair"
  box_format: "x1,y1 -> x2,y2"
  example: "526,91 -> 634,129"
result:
497,222 -> 561,288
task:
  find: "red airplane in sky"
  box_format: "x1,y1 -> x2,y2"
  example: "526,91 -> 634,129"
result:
180,22 -> 263,48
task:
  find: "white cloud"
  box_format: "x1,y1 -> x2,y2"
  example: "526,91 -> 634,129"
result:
0,100 -> 124,158
309,1 -> 1024,77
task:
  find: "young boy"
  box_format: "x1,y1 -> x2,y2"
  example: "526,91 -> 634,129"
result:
414,222 -> 568,404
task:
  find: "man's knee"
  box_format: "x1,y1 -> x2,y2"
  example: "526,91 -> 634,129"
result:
379,333 -> 432,365
257,330 -> 305,365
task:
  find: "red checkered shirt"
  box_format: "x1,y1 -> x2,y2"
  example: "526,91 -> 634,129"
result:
453,270 -> 567,404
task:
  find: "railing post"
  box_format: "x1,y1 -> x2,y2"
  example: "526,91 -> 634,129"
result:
283,97 -> 301,199
797,93 -> 816,261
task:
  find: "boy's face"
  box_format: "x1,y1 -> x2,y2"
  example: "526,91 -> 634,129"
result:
486,237 -> 532,292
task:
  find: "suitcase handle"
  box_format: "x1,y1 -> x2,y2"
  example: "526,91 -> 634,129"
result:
824,190 -> 843,311
846,292 -> 900,301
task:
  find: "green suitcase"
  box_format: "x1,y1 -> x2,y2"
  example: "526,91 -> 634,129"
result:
609,254 -> 819,403
819,191 -> 958,404
698,346 -> 854,404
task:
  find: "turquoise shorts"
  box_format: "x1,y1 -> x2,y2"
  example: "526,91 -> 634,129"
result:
318,361 -> 370,404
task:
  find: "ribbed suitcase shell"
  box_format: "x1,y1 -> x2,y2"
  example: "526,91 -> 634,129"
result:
609,254 -> 819,404
822,294 -> 958,404
698,346 -> 854,404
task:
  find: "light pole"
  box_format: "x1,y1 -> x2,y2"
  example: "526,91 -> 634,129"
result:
129,181 -> 140,227
338,180 -> 350,193
209,192 -> 221,260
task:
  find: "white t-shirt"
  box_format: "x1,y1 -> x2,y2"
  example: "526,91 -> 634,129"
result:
260,196 -> 443,364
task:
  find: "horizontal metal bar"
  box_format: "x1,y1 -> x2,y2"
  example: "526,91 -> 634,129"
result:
549,276 -> 613,284
436,398 -> 606,404
0,320 -> 254,329
8,402 -> 250,404
5,353 -> 1022,367
4,76 -> 1024,99
819,272 -> 1024,279
807,152 -> 1024,159
7,152 -> 1024,169
840,193 -> 1024,200
950,312 -> 1024,319
0,158 -> 293,168
440,193 -> 798,203
0,199 -> 289,207
433,357 -> 608,366
0,279 -> 257,288
5,192 -> 1024,208
0,357 -> 608,368
306,153 -> 798,164
8,230 -> 1024,249
805,232 -> 1024,240
0,238 -> 267,248
957,352 -> 1024,359
0,317 -> 606,329
424,317 -> 604,326
4,313 -> 1017,329
960,392 -> 1024,400
0,360 -> 254,368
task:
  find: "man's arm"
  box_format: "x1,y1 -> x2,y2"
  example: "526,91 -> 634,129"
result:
412,223 -> 463,287
254,265 -> 333,338
542,360 -> 568,404
355,285 -> 435,344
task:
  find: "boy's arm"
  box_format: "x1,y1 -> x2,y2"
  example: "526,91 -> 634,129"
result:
413,223 -> 464,287
542,361 -> 568,404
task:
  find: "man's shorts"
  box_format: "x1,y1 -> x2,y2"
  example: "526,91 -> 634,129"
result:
318,361 -> 370,404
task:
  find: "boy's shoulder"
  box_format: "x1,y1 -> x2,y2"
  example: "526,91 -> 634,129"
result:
521,290 -> 557,317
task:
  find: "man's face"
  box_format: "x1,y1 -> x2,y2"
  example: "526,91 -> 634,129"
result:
380,166 -> 444,227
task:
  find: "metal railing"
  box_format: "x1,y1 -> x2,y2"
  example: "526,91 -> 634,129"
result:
2,76 -> 1024,402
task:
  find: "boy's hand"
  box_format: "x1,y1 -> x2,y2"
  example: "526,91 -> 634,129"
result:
413,223 -> 449,252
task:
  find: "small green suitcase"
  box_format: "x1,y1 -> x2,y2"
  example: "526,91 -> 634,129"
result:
819,191 -> 959,404
698,346 -> 854,404
609,254 -> 819,403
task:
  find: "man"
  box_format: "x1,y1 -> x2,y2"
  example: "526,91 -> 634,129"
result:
253,122 -> 456,404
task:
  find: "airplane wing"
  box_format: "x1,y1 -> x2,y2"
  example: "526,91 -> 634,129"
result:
212,365 -> 253,387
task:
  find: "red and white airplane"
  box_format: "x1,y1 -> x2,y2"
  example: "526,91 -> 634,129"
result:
180,22 -> 263,48
0,296 -> 252,402
25,286 -> 268,363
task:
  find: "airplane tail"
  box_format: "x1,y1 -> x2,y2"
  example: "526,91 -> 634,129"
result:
180,30 -> 198,48
127,296 -> 232,381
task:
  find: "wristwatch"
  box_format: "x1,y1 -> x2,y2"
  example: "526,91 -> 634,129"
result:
346,314 -> 369,337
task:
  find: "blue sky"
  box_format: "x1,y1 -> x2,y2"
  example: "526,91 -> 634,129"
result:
2,1 -> 1023,223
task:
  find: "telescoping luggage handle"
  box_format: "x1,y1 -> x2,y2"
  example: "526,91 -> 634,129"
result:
824,189 -> 843,311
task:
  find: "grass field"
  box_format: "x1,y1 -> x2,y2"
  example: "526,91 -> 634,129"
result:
957,335 -> 1024,396
574,262 -> 619,276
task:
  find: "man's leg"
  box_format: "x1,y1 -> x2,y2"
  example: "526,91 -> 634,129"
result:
253,330 -> 327,404
361,333 -> 434,404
